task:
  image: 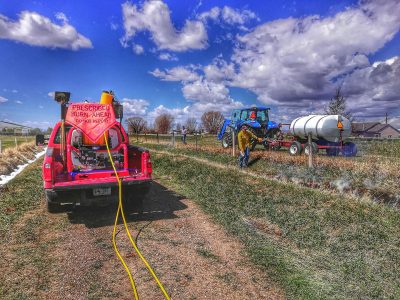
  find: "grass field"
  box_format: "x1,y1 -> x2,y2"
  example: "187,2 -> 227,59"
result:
150,150 -> 400,299
128,134 -> 400,299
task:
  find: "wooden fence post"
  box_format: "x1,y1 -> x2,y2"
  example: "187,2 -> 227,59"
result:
195,133 -> 198,151
172,131 -> 175,147
308,133 -> 313,168
232,130 -> 236,157
0,139 -> 2,154
157,132 -> 159,144
15,137 -> 18,148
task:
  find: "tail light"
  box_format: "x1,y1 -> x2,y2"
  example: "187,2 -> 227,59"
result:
142,151 -> 152,176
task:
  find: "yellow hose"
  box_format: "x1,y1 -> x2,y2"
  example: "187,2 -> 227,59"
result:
104,132 -> 170,300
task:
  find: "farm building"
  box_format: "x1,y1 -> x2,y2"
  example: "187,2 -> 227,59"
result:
351,122 -> 400,138
0,120 -> 32,135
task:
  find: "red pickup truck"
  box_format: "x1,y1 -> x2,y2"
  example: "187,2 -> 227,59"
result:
42,121 -> 152,212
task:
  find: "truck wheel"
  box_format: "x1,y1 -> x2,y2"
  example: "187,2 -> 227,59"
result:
45,190 -> 62,213
221,132 -> 232,149
289,141 -> 302,156
304,142 -> 318,156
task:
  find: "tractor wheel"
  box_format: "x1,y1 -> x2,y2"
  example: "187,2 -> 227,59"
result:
304,142 -> 318,156
221,132 -> 232,149
289,141 -> 302,156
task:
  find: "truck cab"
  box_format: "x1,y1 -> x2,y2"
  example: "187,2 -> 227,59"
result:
42,121 -> 152,212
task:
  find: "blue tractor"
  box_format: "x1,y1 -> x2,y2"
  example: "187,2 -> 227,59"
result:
217,107 -> 281,150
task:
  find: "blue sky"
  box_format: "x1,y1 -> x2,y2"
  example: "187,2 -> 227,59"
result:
0,0 -> 399,129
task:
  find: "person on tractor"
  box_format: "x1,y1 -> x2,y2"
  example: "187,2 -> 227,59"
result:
238,125 -> 262,168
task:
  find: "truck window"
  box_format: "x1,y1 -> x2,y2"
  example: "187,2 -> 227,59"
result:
53,125 -> 72,144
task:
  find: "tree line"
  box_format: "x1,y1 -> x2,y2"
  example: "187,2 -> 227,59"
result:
126,111 -> 225,135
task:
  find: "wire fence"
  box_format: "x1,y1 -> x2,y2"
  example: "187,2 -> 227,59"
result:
0,135 -> 35,153
129,132 -> 220,149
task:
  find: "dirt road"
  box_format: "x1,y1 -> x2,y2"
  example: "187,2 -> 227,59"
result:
1,180 -> 282,299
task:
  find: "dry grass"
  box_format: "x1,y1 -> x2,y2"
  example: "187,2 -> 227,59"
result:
0,142 -> 40,176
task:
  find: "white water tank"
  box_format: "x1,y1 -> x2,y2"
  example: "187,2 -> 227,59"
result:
290,115 -> 351,143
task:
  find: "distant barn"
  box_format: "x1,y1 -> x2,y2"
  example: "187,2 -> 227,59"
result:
351,122 -> 400,138
0,120 -> 32,135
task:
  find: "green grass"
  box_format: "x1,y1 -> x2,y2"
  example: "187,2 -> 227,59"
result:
0,136 -> 35,151
151,152 -> 400,300
140,142 -> 400,207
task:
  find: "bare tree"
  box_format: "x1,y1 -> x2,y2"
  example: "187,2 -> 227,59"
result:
175,123 -> 182,132
185,117 -> 197,133
155,113 -> 174,134
126,117 -> 147,135
201,111 -> 224,134
325,87 -> 353,120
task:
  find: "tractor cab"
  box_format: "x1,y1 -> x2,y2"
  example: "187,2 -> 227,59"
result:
231,107 -> 270,130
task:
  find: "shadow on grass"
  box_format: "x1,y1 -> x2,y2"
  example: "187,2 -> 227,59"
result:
247,156 -> 261,167
66,181 -> 187,228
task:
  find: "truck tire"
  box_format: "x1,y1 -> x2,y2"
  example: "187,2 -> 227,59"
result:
289,141 -> 302,156
304,142 -> 318,156
45,190 -> 62,213
221,132 -> 232,149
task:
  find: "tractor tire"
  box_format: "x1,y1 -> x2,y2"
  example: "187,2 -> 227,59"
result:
289,141 -> 303,156
304,142 -> 318,156
221,132 -> 232,149
246,127 -> 258,151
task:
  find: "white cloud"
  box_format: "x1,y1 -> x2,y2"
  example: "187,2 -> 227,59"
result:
150,66 -> 200,82
0,96 -> 8,103
226,0 -> 400,119
0,11 -> 93,50
121,98 -> 150,116
198,6 -> 257,26
11,89 -> 18,93
158,53 -> 178,61
342,56 -> 400,119
15,100 -> 22,104
48,92 -> 55,98
55,12 -> 68,23
133,44 -> 144,55
121,0 -> 207,52
39,105 -> 44,109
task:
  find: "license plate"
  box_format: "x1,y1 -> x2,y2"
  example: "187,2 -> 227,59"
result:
93,187 -> 111,196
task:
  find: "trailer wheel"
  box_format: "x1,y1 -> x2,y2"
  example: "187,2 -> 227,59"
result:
304,142 -> 318,156
221,132 -> 232,149
342,142 -> 357,157
326,147 -> 339,156
289,141 -> 302,156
